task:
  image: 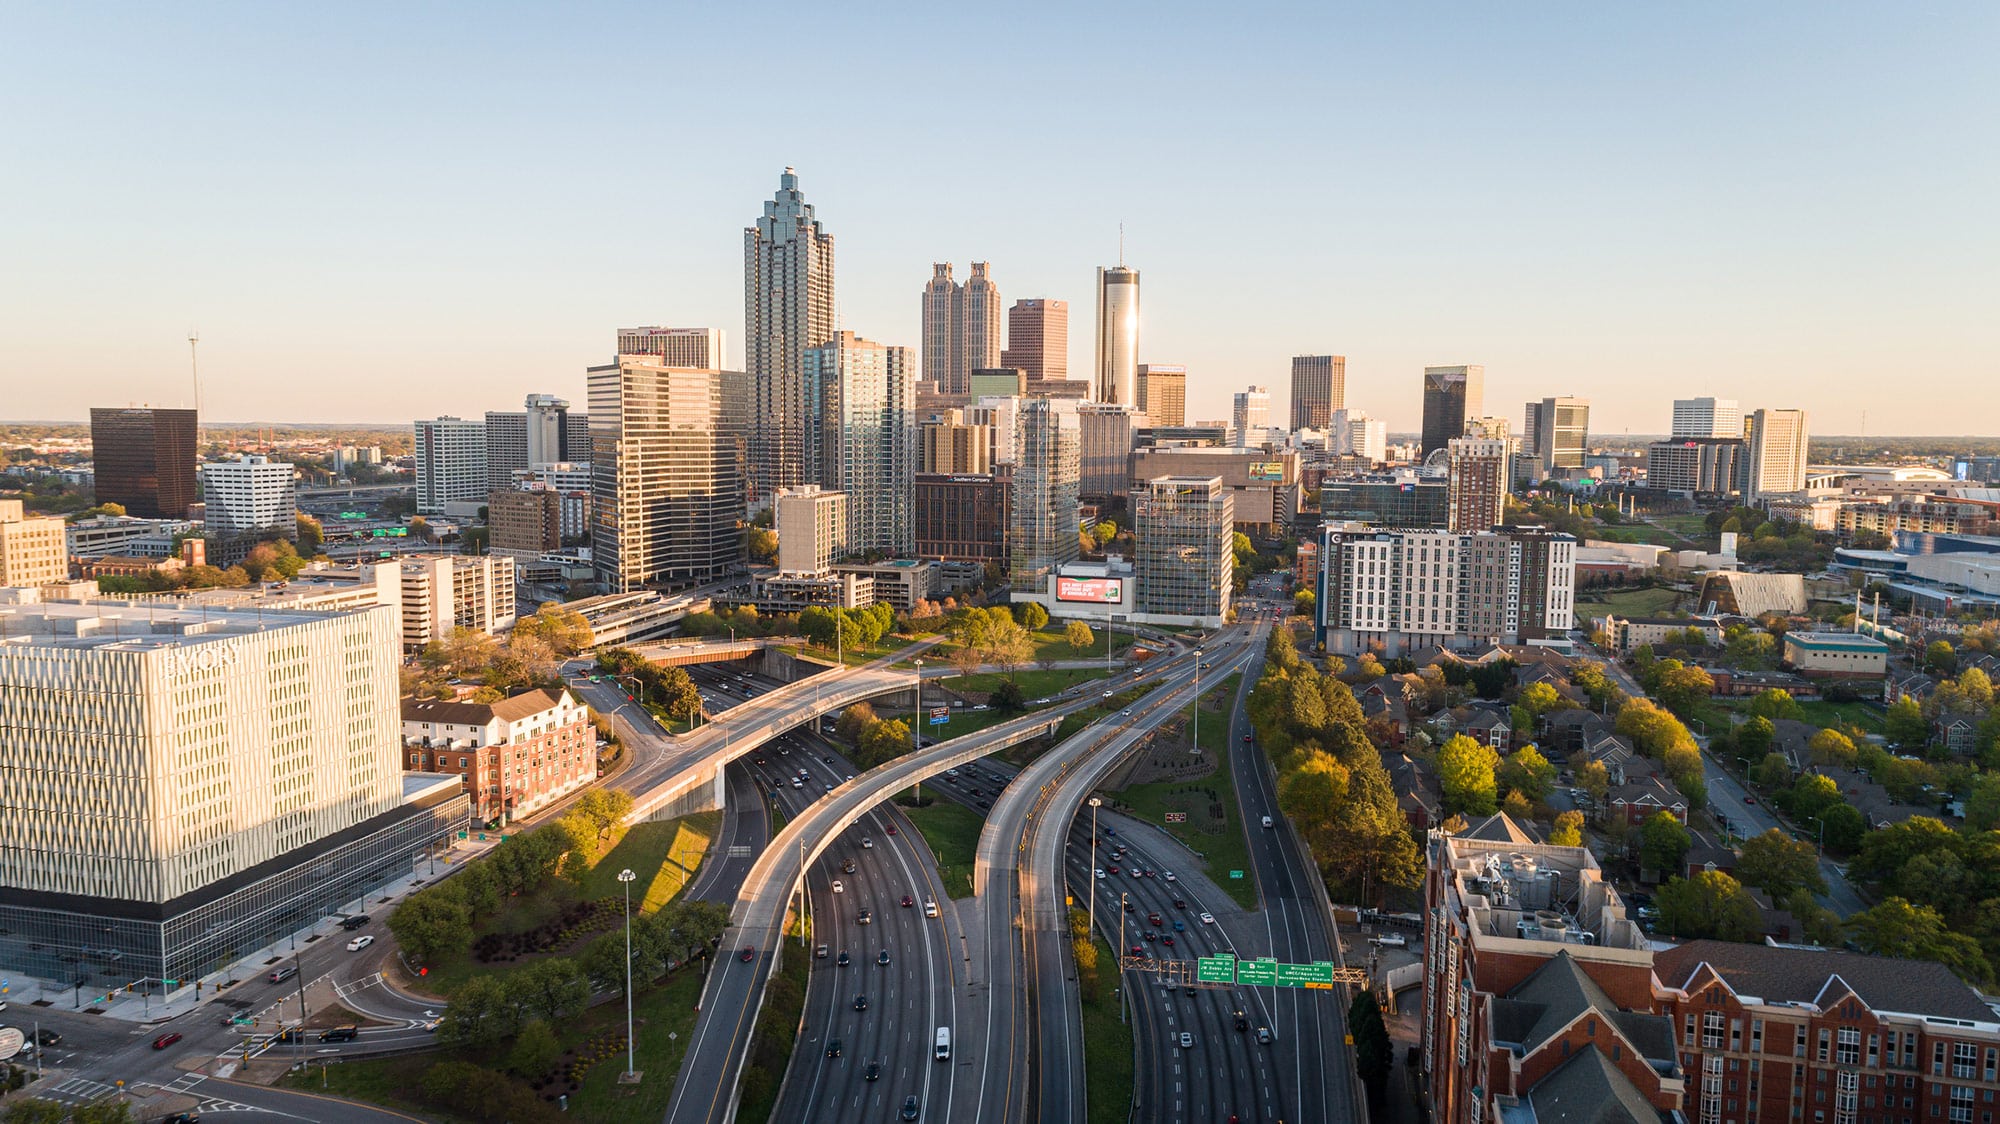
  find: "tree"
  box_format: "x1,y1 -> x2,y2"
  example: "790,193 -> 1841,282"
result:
508,1019 -> 563,1078
988,619 -> 1035,681
1575,760 -> 1610,806
1639,811 -> 1692,874
1497,745 -> 1556,802
1093,521 -> 1118,547
1965,772 -> 2000,832
1845,898 -> 1991,984
1265,624 -> 1300,673
1016,601 -> 1050,630
1737,716 -> 1776,760
1819,803 -> 1867,854
1746,688 -> 1804,723
990,677 -> 1027,711
1350,988 -> 1393,1107
1064,619 -> 1096,654
1655,872 -> 1765,942
1320,753 -> 1424,903
746,526 -> 778,562
835,702 -> 877,744
1548,810 -> 1585,847
512,603 -> 592,656
1925,640 -> 1958,676
388,885 -> 472,964
1293,589 -> 1315,616
1808,727 -> 1857,768
1751,752 -> 1793,789
1735,828 -> 1826,902
3,1102 -> 72,1124
508,957 -> 590,1023
1515,682 -> 1574,723
1650,660 -> 1716,717
858,717 -> 912,767
1886,696 -> 1929,749
295,512 -> 325,554
1277,750 -> 1350,854
1436,735 -> 1500,817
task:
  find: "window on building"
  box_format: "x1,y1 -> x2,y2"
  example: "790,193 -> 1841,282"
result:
1841,1030 -> 1862,1066
1707,1012 -> 1729,1049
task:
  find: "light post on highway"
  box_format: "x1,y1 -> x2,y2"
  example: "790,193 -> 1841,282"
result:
1087,797 -> 1103,940
617,867 -> 639,1083
1118,891 -> 1129,1025
1190,650 -> 1202,755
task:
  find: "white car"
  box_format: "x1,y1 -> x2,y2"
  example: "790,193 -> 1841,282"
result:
1178,1031 -> 1194,1049
1163,871 -> 1178,883
923,900 -> 939,918
831,880 -> 845,894
1094,868 -> 1108,880
1199,912 -> 1215,925
862,838 -> 874,849
346,935 -> 374,952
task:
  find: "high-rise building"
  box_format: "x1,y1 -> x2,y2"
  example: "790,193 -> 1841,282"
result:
1420,365 -> 1485,458
1329,408 -> 1387,464
919,412 -> 993,475
1000,298 -> 1067,384
1077,403 -> 1140,500
1232,386 -> 1271,446
1093,266 -> 1140,405
484,409 -> 530,489
0,499 -> 67,587
488,487 -> 563,558
201,454 -> 298,545
588,357 -> 744,592
1009,397 -> 1081,592
398,554 -> 518,647
1522,396 -> 1591,478
1746,408 -> 1809,499
807,331 -> 916,557
617,327 -> 725,369
414,416 -> 489,514
1133,475 -> 1234,626
1314,523 -> 1576,656
565,410 -> 593,465
1290,355 -> 1345,430
914,473 -> 1010,563
1446,438 -> 1510,533
1670,396 -> 1742,439
1645,438 -> 1745,498
1136,363 -> 1187,427
89,407 -> 198,519
774,485 -> 847,575
524,393 -> 582,466
968,396 -> 1022,466
920,262 -> 1001,395
744,168 -> 836,505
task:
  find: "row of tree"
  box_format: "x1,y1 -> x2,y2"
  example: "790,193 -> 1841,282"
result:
833,702 -> 917,769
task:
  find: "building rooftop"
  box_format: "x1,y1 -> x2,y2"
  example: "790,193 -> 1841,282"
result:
1784,631 -> 1890,651
1514,1046 -> 1678,1124
1438,834 -> 1649,953
0,598 -> 379,651
1653,939 -> 1996,1025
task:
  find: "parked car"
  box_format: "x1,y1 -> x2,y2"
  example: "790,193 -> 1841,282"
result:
339,915 -> 371,930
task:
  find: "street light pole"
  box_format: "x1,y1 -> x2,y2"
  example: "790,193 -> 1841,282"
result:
617,868 -> 637,1082
1191,651 -> 1202,755
913,659 -> 925,802
1087,797 -> 1103,940
1118,891 -> 1129,1025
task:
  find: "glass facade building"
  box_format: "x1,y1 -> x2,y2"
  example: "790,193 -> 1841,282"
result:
1133,475 -> 1234,625
88,407 -> 199,519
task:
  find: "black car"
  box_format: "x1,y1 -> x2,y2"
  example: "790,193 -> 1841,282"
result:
340,915 -> 371,931
827,1038 -> 843,1057
864,1061 -> 882,1082
837,950 -> 851,966
854,994 -> 868,1011
318,1026 -> 359,1042
34,1029 -> 61,1046
901,1095 -> 920,1120
1235,1014 -> 1249,1031
274,1028 -> 306,1044
161,1114 -> 201,1124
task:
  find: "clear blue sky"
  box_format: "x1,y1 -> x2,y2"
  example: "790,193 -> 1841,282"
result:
3,2 -> 1994,436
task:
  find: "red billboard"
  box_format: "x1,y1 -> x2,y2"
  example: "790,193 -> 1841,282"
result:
1056,576 -> 1124,603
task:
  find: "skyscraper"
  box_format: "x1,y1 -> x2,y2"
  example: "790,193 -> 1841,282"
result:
1420,365 -> 1485,458
484,410 -> 529,489
1077,402 -> 1140,499
1523,396 -> 1590,478
588,356 -> 744,592
920,263 -> 1002,395
1671,397 -> 1743,439
1001,298 -> 1067,383
1133,475 -> 1234,626
1290,355 -> 1345,430
1745,408 -> 1809,499
617,327 -> 725,369
1232,386 -> 1271,446
414,416 -> 489,514
807,331 -> 916,557
744,168 -> 836,505
774,485 -> 847,575
89,406 -> 198,518
1009,397 -> 1081,592
202,454 -> 298,546
1093,266 -> 1140,405
1447,437 -> 1510,533
1136,363 -> 1187,427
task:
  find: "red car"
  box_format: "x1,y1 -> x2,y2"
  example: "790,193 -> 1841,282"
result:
1160,935 -> 1175,947
152,1032 -> 183,1050
1130,945 -> 1144,956
1107,865 -> 1120,875
886,824 -> 899,835
1243,734 -> 1253,743
1744,796 -> 1758,805
901,895 -> 915,908
738,946 -> 756,962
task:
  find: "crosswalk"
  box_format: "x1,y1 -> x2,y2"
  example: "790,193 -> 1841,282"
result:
43,1076 -> 118,1103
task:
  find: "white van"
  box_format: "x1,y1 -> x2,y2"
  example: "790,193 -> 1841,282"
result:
934,1027 -> 951,1061
1260,816 -> 1274,829
1370,933 -> 1408,948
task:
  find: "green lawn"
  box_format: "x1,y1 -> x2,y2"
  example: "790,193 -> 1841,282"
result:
1575,585 -> 1682,619
1718,697 -> 1884,735
918,625 -> 1135,669
923,704 -> 1034,741
950,666 -> 1116,701
1110,674 -> 1258,910
1584,523 -> 1683,546
1651,513 -> 1715,542
1082,937 -> 1135,1124
897,799 -> 987,897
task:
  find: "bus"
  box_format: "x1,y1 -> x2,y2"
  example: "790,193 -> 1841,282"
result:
934,1027 -> 951,1062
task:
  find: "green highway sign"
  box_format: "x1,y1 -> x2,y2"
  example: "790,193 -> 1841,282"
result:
1275,961 -> 1335,989
1237,957 -> 1279,986
1229,870 -> 1244,880
1196,954 -> 1237,984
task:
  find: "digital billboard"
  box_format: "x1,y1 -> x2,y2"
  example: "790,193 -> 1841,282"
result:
1056,576 -> 1124,604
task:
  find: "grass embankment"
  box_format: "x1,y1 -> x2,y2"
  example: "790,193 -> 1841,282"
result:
1651,513 -> 1715,543
1082,936 -> 1135,1124
1717,696 -> 1885,734
735,918 -> 811,1124
897,799 -> 986,898
1111,674 -> 1258,909
1574,585 -> 1681,620
950,666 -> 1115,701
912,626 -> 1134,671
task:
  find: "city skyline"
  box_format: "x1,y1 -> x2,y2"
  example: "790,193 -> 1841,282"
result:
4,6 -> 1994,434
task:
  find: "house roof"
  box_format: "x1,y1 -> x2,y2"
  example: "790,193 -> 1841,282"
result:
1609,775 -> 1686,810
1459,812 -> 1542,845
1447,703 -> 1513,729
1489,952 -> 1677,1065
1653,939 -> 1994,1023
402,687 -> 572,726
1524,1045 -> 1676,1124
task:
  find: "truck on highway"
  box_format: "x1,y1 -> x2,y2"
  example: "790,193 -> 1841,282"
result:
935,1027 -> 951,1061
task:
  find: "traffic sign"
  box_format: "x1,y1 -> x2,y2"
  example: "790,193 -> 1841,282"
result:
1229,870 -> 1244,879
1237,958 -> 1279,986
929,706 -> 950,726
1275,961 -> 1335,989
1164,812 -> 1186,824
1196,954 -> 1237,984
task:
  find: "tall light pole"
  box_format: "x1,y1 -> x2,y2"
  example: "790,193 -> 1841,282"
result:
1191,651 -> 1202,756
1087,796 -> 1104,940
913,659 -> 925,801
617,868 -> 638,1083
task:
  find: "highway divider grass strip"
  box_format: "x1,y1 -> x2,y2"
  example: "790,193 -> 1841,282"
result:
1109,673 -> 1259,910
896,797 -> 987,898
1081,935 -> 1136,1124
735,926 -> 811,1124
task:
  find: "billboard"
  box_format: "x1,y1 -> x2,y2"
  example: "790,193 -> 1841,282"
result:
1248,461 -> 1285,481
1056,576 -> 1124,604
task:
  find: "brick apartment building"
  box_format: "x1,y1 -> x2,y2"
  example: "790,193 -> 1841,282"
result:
1425,825 -> 2000,1124
402,688 -> 595,824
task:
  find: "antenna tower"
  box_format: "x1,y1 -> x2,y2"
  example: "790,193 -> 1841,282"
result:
188,329 -> 203,420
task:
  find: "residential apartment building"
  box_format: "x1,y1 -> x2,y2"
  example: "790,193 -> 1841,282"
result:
919,261 -> 1002,395
617,327 -> 724,369
914,473 -> 1009,564
508,463 -> 592,542
1747,408 -> 1810,500
587,356 -> 743,592
1093,266 -> 1140,405
1232,386 -> 1271,446
399,554 -> 517,648
1133,475 -> 1234,627
1078,402 -> 1140,500
1647,439 -> 1746,498
89,406 -> 198,518
1314,522 -> 1577,656
1291,355 -> 1345,430
775,484 -> 846,575
1009,397 -> 1082,592
1448,438 -> 1511,533
1136,363 -> 1188,427
200,454 -> 297,551
1421,365 -> 1485,458
1524,396 -> 1591,479
744,167 -> 836,504
0,499 -> 68,587
1000,298 -> 1067,384
808,331 -> 916,557
1671,397 -> 1742,439
484,408 -> 530,489
402,688 -> 595,824
414,416 -> 489,514
488,487 -> 563,558
1837,497 -> 1998,538
919,411 -> 993,475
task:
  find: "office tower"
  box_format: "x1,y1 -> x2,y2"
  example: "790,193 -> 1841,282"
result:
1420,365 -> 1485,457
1522,396 -> 1591,478
1330,408 -> 1388,464
202,455 -> 298,543
1745,408 -> 1809,499
1447,438 -> 1510,533
968,395 -> 1022,465
565,410 -> 593,465
1128,447 -> 1300,536
1316,476 -> 1450,528
919,412 -> 993,475
1077,403 -> 1140,499
1232,386 -> 1271,446
806,331 -> 915,556
0,600 -> 462,987
774,485 -> 847,574
1000,298 -> 1067,383
588,356 -> 744,592
89,407 -> 199,519
617,327 -> 725,369
920,263 -> 1002,395
1645,438 -> 1744,497
1671,397 -> 1742,440
1009,397 -> 1082,592
414,416 -> 490,514
1314,524 -> 1575,656
1133,475 -> 1234,625
914,473 -> 1010,563
744,167 -> 836,504
523,393 -> 581,466
0,499 -> 66,587
1290,355 -> 1346,430
1136,363 -> 1188,427
483,410 -> 529,489
488,488 -> 564,558
1093,266 -> 1140,405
